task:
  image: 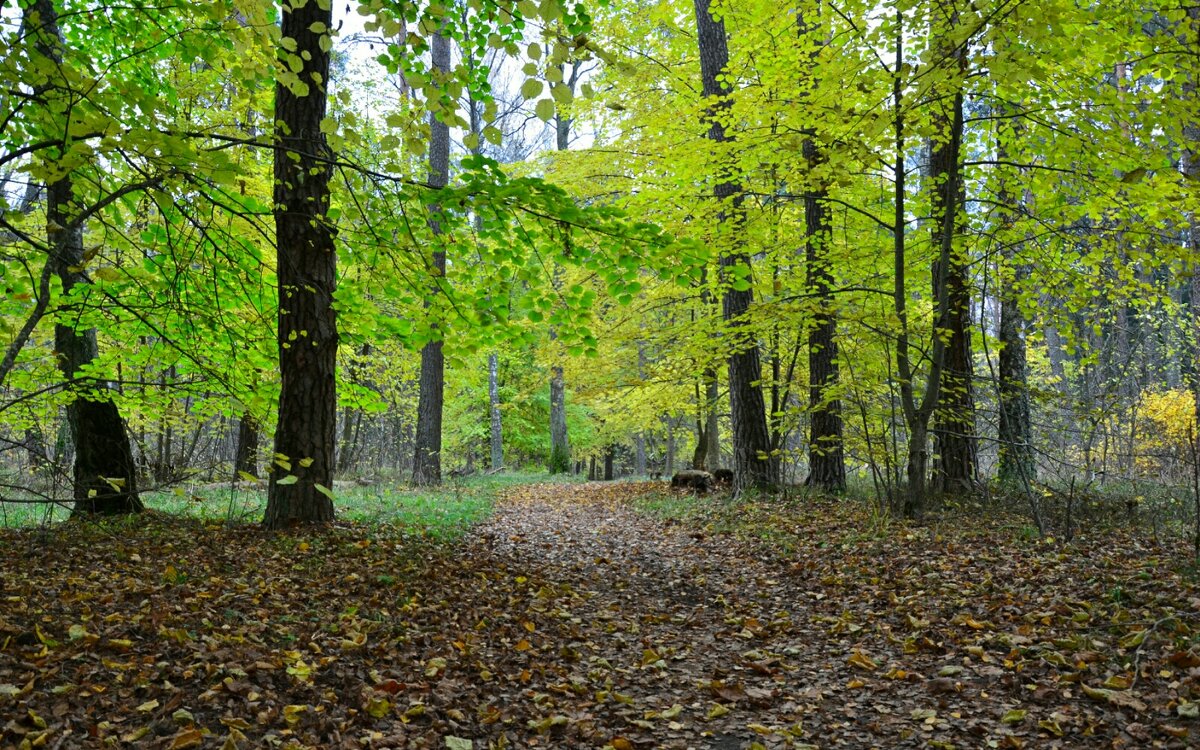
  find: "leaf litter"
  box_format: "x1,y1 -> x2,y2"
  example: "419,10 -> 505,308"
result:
0,482 -> 1198,748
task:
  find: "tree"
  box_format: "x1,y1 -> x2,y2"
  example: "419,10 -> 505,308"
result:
25,0 -> 142,516
411,28 -> 452,487
692,0 -> 779,491
548,61 -> 587,475
799,1 -> 845,492
264,0 -> 338,527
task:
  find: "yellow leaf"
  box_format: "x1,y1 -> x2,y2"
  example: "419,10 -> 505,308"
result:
1001,709 -> 1027,724
283,705 -> 307,725
515,639 -> 532,652
1102,674 -> 1131,690
168,729 -> 204,749
136,699 -> 159,713
706,703 -> 730,720
847,650 -> 877,671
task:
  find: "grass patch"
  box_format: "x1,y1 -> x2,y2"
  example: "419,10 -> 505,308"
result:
0,470 -> 551,535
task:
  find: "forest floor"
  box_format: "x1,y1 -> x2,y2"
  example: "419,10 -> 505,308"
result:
0,481 -> 1198,749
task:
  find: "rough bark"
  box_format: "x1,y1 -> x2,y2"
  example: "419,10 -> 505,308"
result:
603,446 -> 615,481
803,144 -> 846,492
264,0 -> 338,527
411,29 -> 452,487
234,413 -> 259,479
27,0 -> 142,516
693,0 -> 779,492
489,352 -> 503,470
929,2 -> 976,497
796,2 -> 845,494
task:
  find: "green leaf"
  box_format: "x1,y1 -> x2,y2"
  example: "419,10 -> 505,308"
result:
521,78 -> 544,99
276,475 -> 299,486
535,98 -> 555,122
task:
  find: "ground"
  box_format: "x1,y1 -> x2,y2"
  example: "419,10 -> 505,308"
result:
0,481 -> 1198,749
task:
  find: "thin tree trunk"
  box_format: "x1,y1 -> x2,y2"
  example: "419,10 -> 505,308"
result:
264,0 -> 337,527
234,413 -> 259,479
996,101 -> 1034,488
27,0 -> 141,516
693,0 -> 778,491
1183,7 -> 1200,424
489,352 -> 503,470
411,29 -> 452,487
604,446 -> 614,480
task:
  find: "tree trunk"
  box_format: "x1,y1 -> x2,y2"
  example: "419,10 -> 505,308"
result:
234,413 -> 259,479
411,29 -> 452,487
264,0 -> 337,527
929,2 -> 975,497
803,146 -> 846,492
489,352 -> 503,470
693,0 -> 778,492
797,2 -> 845,494
604,446 -> 614,480
27,0 -> 141,516
665,417 -> 676,474
995,105 -> 1034,489
548,364 -> 571,472
1184,7 -> 1200,425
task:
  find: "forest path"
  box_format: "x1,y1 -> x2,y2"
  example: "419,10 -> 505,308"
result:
0,481 -> 1192,750
463,480 -> 826,750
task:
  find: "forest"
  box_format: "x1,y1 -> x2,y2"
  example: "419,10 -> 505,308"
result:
3,0 -> 1200,747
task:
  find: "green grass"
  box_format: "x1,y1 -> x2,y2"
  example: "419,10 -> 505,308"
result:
0,470 -> 556,534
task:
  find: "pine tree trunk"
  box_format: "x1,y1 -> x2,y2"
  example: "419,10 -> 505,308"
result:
264,0 -> 337,527
693,0 -> 778,492
411,29 -> 452,487
27,0 -> 141,516
489,352 -> 503,470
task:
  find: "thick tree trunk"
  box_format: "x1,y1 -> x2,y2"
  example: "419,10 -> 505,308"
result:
411,29 -> 452,487
693,0 -> 779,492
803,147 -> 845,492
264,0 -> 337,527
234,413 -> 259,479
797,3 -> 845,494
27,0 -> 141,516
488,352 -> 503,470
604,446 -> 614,480
929,3 -> 975,497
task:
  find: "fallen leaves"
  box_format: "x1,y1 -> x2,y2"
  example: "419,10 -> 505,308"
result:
0,481 -> 1197,749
